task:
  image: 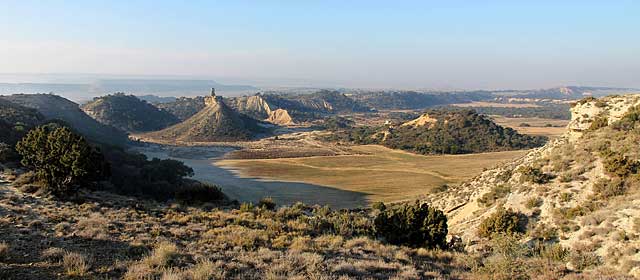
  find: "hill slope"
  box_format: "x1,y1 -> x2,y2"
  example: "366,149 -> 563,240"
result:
0,94 -> 129,146
144,95 -> 257,142
81,93 -> 179,132
328,109 -> 546,155
155,96 -> 206,121
425,94 -> 640,277
0,98 -> 45,144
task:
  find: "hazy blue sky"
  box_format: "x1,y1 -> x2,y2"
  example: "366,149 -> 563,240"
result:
1,1 -> 638,89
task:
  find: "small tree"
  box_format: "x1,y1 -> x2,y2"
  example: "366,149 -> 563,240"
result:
15,124 -> 109,197
374,201 -> 448,248
478,207 -> 527,238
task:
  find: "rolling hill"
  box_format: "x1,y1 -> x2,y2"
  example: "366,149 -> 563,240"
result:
327,109 -> 547,155
0,94 -> 129,146
81,93 -> 179,132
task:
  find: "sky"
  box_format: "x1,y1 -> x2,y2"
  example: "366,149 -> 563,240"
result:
1,1 -> 639,89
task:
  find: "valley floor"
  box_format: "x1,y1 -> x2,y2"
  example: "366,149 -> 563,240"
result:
217,145 -> 527,205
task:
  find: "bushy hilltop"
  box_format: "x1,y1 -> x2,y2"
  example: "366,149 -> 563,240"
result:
425,94 -> 640,277
326,109 -> 547,155
155,96 -> 206,121
0,98 -> 44,145
0,94 -> 128,146
81,93 -> 179,132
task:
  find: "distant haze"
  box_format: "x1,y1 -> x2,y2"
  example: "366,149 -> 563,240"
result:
1,1 -> 639,90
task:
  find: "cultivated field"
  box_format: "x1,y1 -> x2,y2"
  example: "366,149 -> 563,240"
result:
217,145 -> 527,205
491,116 -> 569,138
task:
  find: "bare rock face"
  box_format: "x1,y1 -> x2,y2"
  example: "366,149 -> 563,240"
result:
227,95 -> 273,119
266,109 -> 294,125
400,113 -> 438,128
568,95 -> 640,140
425,94 -> 640,276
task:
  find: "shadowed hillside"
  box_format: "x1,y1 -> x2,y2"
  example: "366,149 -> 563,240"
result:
0,94 -> 128,146
82,93 -> 179,132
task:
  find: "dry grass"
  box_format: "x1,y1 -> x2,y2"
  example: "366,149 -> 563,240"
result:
452,102 -> 542,108
0,242 -> 8,260
491,116 -> 569,137
218,145 -> 526,204
63,252 -> 90,276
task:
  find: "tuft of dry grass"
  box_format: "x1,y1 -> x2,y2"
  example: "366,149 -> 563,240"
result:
63,252 -> 90,276
76,213 -> 110,239
143,242 -> 179,269
0,242 -> 9,260
41,247 -> 66,263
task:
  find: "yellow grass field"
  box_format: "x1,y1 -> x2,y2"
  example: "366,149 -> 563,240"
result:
452,101 -> 541,108
217,145 -> 527,204
491,116 -> 569,138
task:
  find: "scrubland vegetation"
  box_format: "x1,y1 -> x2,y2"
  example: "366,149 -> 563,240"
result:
325,109 -> 547,155
1,93 -> 639,279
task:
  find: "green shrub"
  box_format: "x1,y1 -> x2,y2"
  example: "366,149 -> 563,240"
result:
588,115 -> 608,131
524,197 -> 542,209
602,152 -> 639,178
371,201 -> 386,211
239,202 -> 254,212
0,142 -> 19,163
612,105 -> 640,131
15,124 -> 109,197
174,182 -> 225,204
478,185 -> 511,206
430,184 -> 448,194
374,201 -> 447,248
592,178 -> 625,198
518,166 -> 553,184
257,197 -> 277,210
478,207 -> 527,238
533,243 -> 569,262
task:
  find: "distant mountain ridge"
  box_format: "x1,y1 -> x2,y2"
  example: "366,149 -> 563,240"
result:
0,78 -> 258,101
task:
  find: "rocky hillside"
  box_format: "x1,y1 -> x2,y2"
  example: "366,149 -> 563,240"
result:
425,94 -> 640,277
81,93 -> 179,132
0,94 -> 128,146
144,95 -> 259,142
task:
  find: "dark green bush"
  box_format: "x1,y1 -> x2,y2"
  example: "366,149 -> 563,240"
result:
174,181 -> 225,204
478,207 -> 527,238
612,105 -> 640,131
0,142 -> 18,163
588,115 -> 608,131
371,201 -> 386,211
15,124 -> 109,197
592,178 -> 625,198
478,185 -> 511,206
257,197 -> 277,210
374,201 -> 447,248
602,152 -> 639,178
518,166 -> 553,184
